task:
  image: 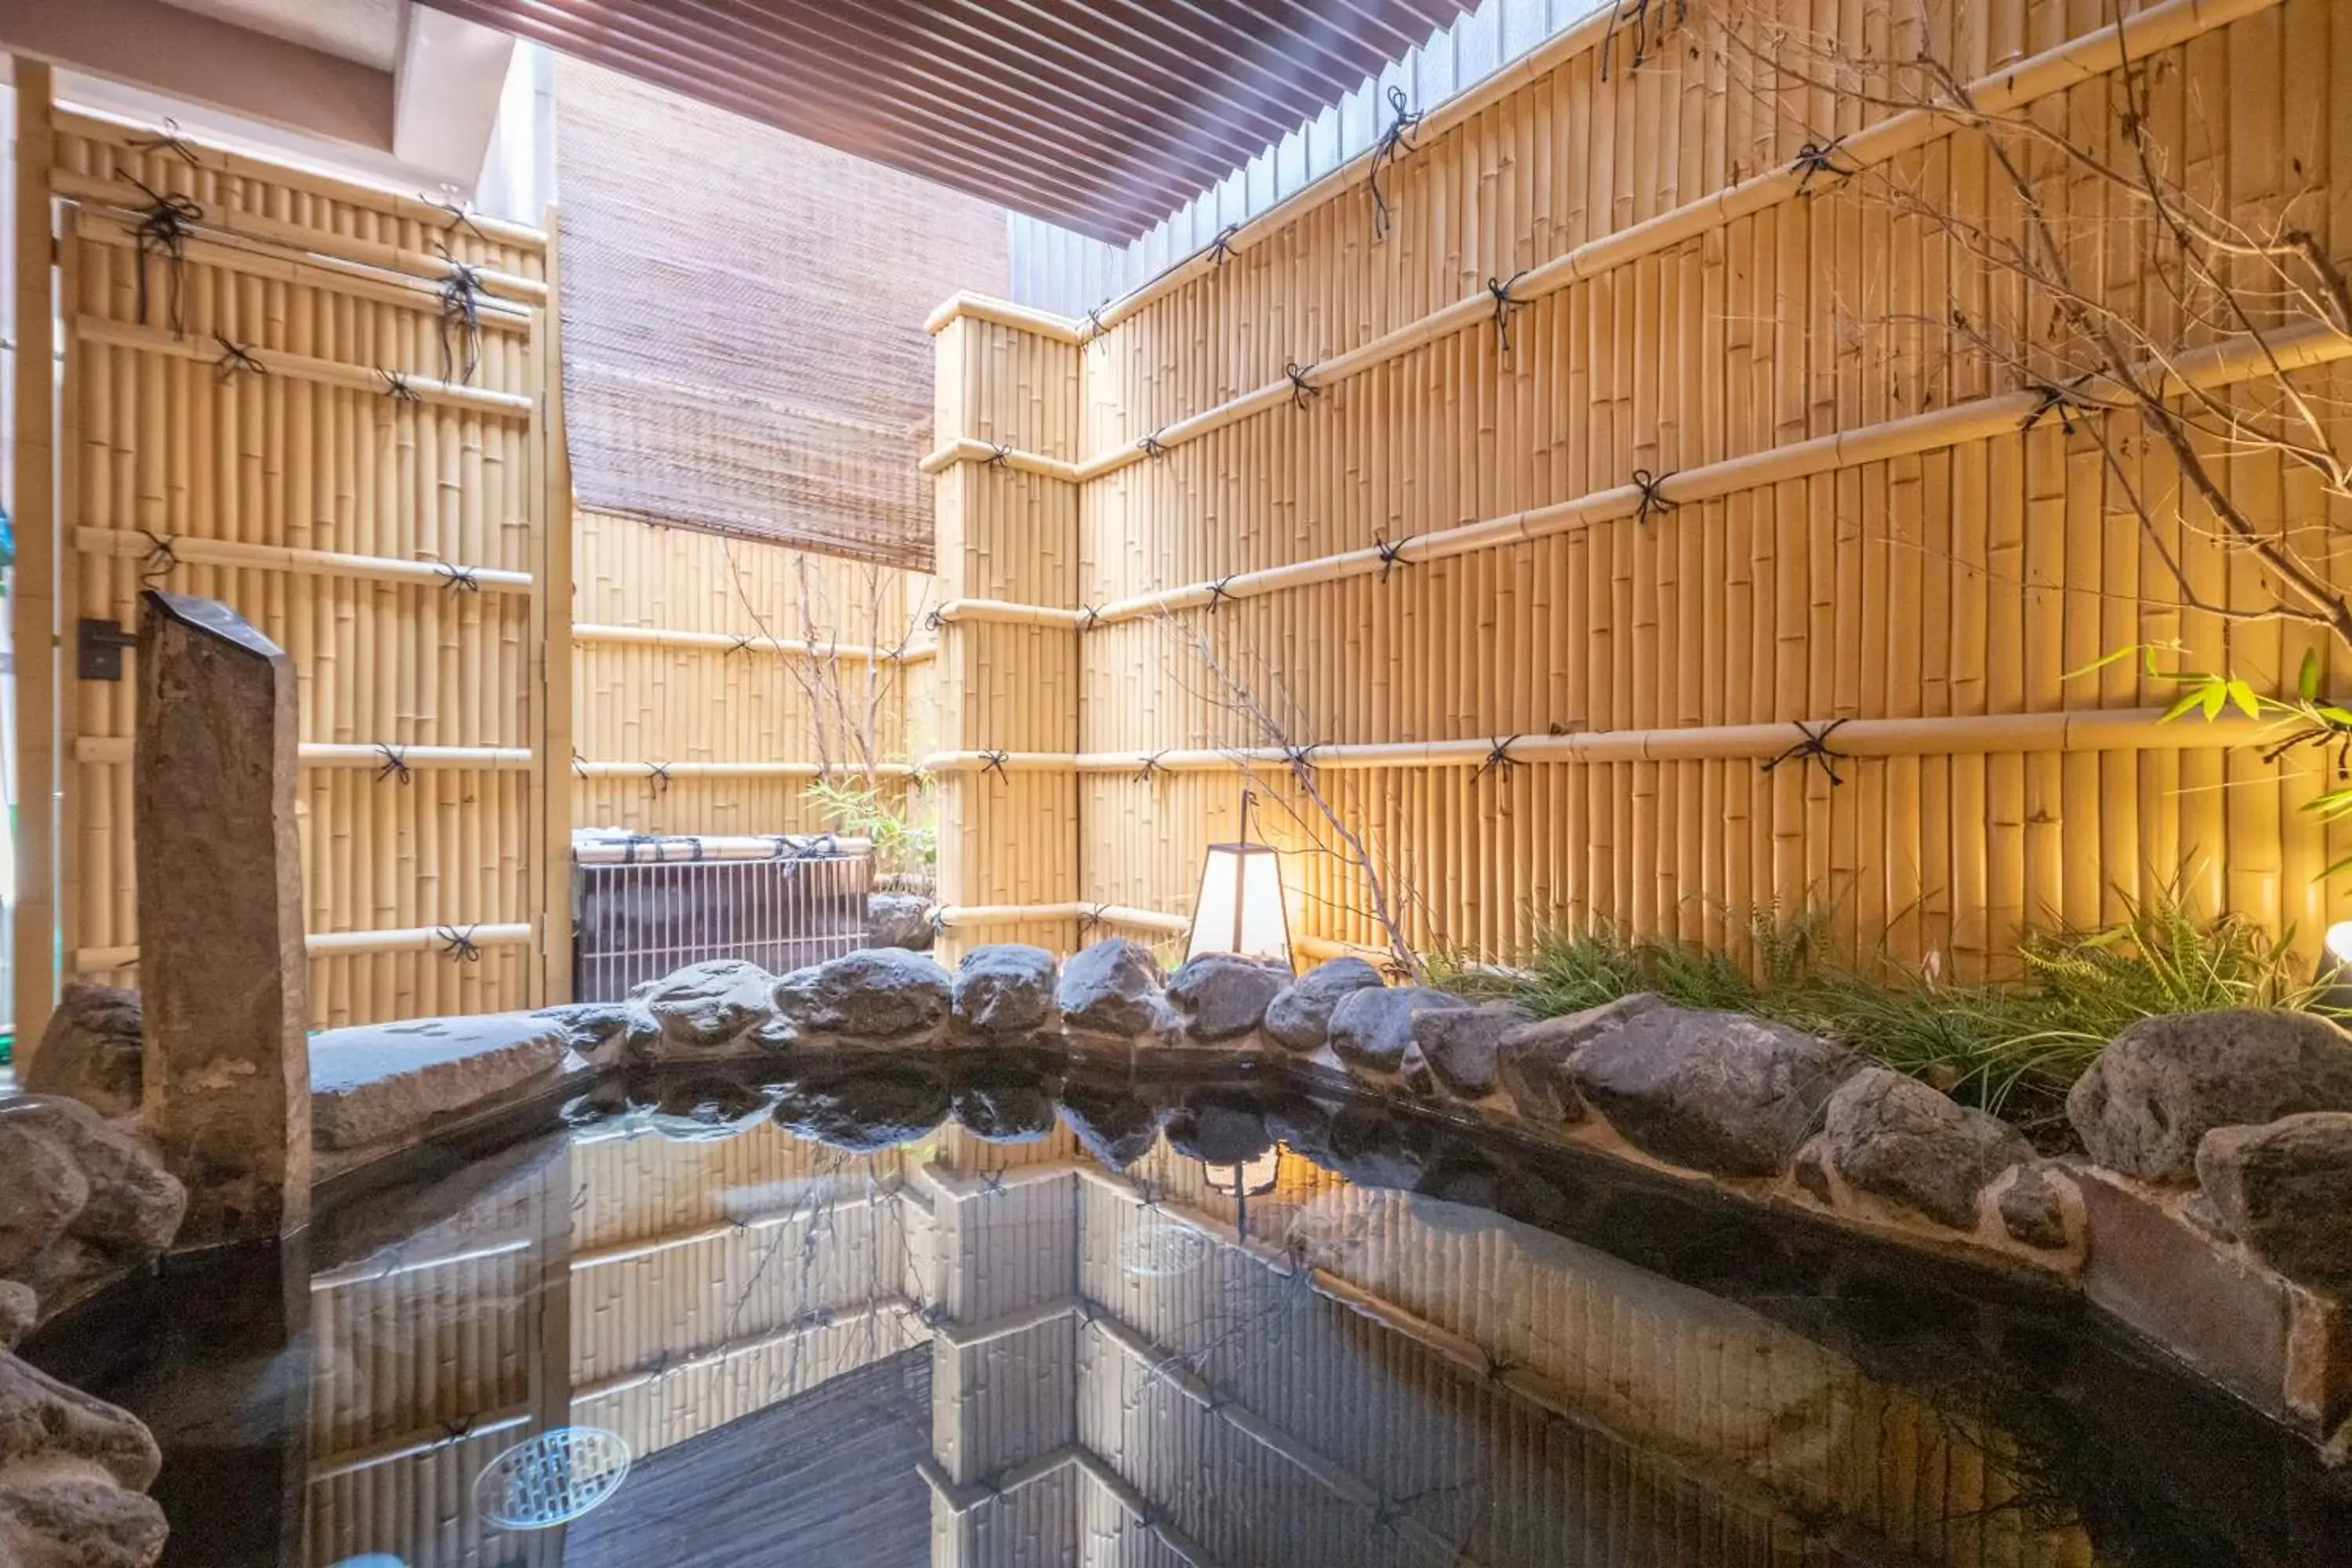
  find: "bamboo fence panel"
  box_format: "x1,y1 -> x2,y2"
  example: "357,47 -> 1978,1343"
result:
42,112 -> 551,1030
927,0 -> 2352,976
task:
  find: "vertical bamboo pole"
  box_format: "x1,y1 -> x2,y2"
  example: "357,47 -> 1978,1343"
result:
12,61 -> 56,1054
536,208 -> 575,1004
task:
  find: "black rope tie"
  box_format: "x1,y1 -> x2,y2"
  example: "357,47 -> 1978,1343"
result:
647,761 -> 673,795
436,245 -> 484,387
1487,270 -> 1529,357
1792,137 -> 1854,194
376,367 -> 422,405
1204,576 -> 1238,613
1079,604 -> 1103,632
436,924 -> 483,963
212,334 -> 266,384
986,442 -> 1012,470
1761,718 -> 1853,786
1632,468 -> 1679,525
136,529 -> 180,586
436,561 -> 481,594
1084,303 -> 1109,351
1474,735 -> 1524,782
1369,85 -> 1425,242
426,191 -> 486,245
125,178 -> 201,337
1207,224 -> 1240,268
1079,903 -> 1110,937
2022,381 -> 2085,435
373,743 -> 413,786
1374,532 -> 1414,582
1138,432 -> 1169,459
1283,743 -> 1319,781
928,909 -> 950,937
1601,0 -> 1686,80
978,750 -> 1011,780
725,633 -> 756,657
923,606 -> 947,633
1134,751 -> 1167,784
1284,361 -> 1320,409
127,118 -> 202,168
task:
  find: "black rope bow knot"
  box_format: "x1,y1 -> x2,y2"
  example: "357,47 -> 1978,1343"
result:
1487,270 -> 1529,356
1204,576 -> 1238,612
1083,303 -> 1109,350
436,924 -> 483,963
1138,431 -> 1169,459
2022,381 -> 2087,434
1078,604 -> 1103,632
136,529 -> 180,586
570,751 -> 590,779
1474,735 -> 1524,781
927,908 -> 950,936
125,178 -> 201,336
1761,717 -> 1853,786
725,633 -> 756,657
376,367 -> 422,405
1134,751 -> 1167,783
1284,361 -> 1320,408
647,761 -> 673,794
1282,743 -> 1319,779
435,244 -> 484,386
1631,467 -> 1678,524
212,334 -> 266,384
435,561 -> 481,594
1077,904 -> 1112,937
425,191 -> 486,244
1369,85 -> 1424,241
1207,224 -> 1240,268
977,749 -> 1011,779
923,606 -> 947,633
1374,532 -> 1414,582
373,743 -> 412,786
985,442 -> 1012,470
1601,0 -> 1686,80
1792,136 -> 1853,194
127,118 -> 202,168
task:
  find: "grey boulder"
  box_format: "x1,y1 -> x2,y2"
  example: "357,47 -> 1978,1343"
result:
22,984 -> 144,1120
1167,954 -> 1291,1041
772,1066 -> 949,1152
1165,1090 -> 1273,1165
1998,1163 -> 2077,1250
1058,1083 -> 1168,1170
1822,1067 -> 2031,1229
1328,986 -> 1468,1075
1496,994 -> 1661,1123
635,959 -> 779,1052
1571,1007 -> 1854,1178
0,1122 -> 89,1279
774,949 -> 953,1042
954,945 -> 1060,1036
0,1099 -> 184,1254
1262,958 -> 1385,1053
0,1348 -> 165,1568
2196,1112 -> 2352,1292
1058,940 -> 1167,1036
1412,1004 -> 1533,1098
2067,1010 -> 2352,1184
866,893 -> 935,952
531,1001 -> 637,1062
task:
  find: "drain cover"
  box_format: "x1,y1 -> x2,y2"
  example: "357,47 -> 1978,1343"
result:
474,1427 -> 632,1529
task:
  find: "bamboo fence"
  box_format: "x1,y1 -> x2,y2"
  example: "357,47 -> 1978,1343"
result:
27,101 -> 554,1040
921,0 -> 2352,976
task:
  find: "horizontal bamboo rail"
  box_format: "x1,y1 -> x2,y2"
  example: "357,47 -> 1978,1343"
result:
307,1406 -> 534,1485
570,759 -> 920,779
922,291 -> 1087,344
72,738 -> 533,770
309,1237 -> 535,1292
570,1187 -> 901,1269
1080,316 -> 2352,624
572,622 -> 924,662
52,168 -> 546,305
67,207 -> 532,328
570,1296 -> 916,1402
1078,0 -> 2278,347
74,922 -> 533,974
78,528 -> 532,594
75,316 -> 534,416
931,902 -> 1189,935
932,597 -> 1091,630
56,105 -> 548,253
916,436 -> 1081,483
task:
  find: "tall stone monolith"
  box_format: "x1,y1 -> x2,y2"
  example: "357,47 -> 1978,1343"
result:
135,590 -> 310,1240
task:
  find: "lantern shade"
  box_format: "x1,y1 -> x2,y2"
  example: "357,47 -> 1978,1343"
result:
1202,1149 -> 1282,1196
1185,841 -> 1292,967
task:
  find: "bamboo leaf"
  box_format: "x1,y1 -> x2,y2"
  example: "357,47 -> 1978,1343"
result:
2300,647 -> 2323,702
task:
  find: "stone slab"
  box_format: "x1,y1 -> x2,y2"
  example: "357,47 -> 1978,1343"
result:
309,1014 -> 574,1154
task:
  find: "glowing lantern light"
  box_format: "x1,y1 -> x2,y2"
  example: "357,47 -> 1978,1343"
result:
1185,791 -> 1293,970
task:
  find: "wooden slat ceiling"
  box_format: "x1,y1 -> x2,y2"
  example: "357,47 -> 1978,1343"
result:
417,0 -> 1479,241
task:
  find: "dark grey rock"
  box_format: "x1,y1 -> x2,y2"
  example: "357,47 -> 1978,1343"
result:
0,1475 -> 169,1568
774,949 -> 953,1042
1165,1090 -> 1273,1165
22,984 -> 143,1120
531,1001 -> 636,1061
2000,1163 -> 2075,1250
2197,1112 -> 2352,1291
1058,1083 -> 1167,1170
0,1286 -> 32,1352
647,1075 -> 771,1141
1570,1007 -> 1854,1178
0,1122 -> 85,1279
1792,1142 -> 1834,1204
1167,953 -> 1290,1041
866,893 -> 935,952
636,959 -> 779,1052
1413,1004 -> 1532,1098
1262,958 -> 1386,1053
2067,1010 -> 2352,1184
772,1066 -> 948,1152
950,1057 -> 1059,1143
1057,939 -> 1167,1036
1328,986 -> 1469,1075
1822,1067 -> 2031,1229
1321,1102 -> 1429,1190
308,1015 -> 572,1152
954,945 -> 1060,1036
0,1099 -> 184,1254
1496,994 -> 1661,1123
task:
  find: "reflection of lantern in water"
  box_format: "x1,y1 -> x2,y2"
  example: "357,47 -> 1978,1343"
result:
1201,1147 -> 1283,1239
